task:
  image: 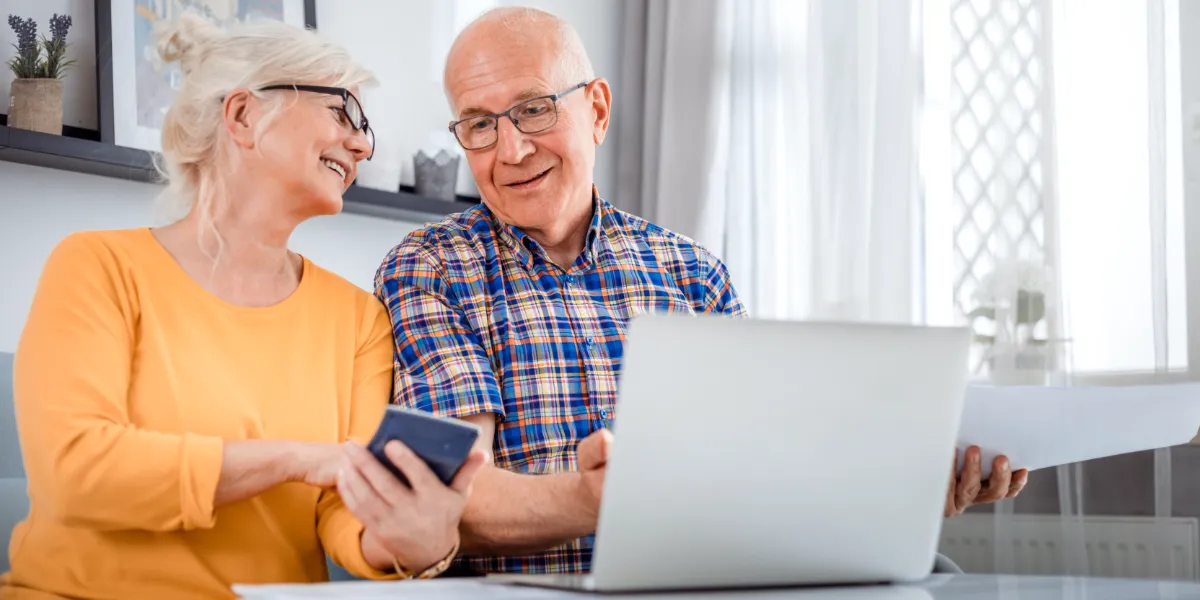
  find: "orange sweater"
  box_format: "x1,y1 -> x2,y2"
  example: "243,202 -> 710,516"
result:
2,229 -> 400,599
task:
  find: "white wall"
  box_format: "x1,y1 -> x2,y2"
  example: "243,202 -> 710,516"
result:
0,162 -> 419,354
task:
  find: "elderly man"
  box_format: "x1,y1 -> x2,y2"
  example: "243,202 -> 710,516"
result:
373,6 -> 1027,576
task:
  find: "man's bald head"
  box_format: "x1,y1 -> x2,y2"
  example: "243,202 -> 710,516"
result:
441,5 -> 612,248
444,6 -> 594,110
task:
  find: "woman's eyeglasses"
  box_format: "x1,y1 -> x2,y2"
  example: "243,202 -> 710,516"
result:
259,84 -> 376,161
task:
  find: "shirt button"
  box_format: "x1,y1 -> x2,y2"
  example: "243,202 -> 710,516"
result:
600,409 -> 609,419
586,336 -> 594,345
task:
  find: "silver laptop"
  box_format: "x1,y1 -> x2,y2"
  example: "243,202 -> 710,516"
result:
491,313 -> 971,593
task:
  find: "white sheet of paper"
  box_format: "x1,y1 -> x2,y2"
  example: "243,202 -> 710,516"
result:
957,382 -> 1200,480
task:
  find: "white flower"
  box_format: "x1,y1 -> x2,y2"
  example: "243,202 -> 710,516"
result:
972,258 -> 1047,306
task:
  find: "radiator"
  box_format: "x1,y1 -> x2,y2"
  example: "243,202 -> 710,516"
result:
938,514 -> 1200,580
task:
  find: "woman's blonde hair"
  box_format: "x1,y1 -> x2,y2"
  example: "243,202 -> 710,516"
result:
152,12 -> 375,230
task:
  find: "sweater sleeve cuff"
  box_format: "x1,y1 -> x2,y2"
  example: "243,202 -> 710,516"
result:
322,506 -> 405,581
179,433 -> 224,530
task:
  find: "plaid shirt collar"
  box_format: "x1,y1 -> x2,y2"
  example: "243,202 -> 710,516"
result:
489,185 -> 604,273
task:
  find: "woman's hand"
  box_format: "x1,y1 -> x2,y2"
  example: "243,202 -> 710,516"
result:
337,440 -> 487,574
294,442 -> 351,488
215,440 -> 343,507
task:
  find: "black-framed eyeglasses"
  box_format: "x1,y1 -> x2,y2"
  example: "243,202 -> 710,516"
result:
260,84 -> 376,160
448,82 -> 588,151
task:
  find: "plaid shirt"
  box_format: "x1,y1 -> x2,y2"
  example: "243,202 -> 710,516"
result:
372,192 -> 745,574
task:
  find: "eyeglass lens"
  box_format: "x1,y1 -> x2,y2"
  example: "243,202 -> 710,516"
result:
344,93 -> 375,158
454,96 -> 558,150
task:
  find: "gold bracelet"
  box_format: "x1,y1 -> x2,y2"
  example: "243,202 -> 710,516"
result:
391,537 -> 461,580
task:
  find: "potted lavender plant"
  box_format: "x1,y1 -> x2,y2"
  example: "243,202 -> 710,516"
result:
6,14 -> 74,135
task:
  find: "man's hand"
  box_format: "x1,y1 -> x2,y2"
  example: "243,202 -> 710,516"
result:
945,445 -> 1028,517
453,415 -> 614,554
575,428 -> 613,519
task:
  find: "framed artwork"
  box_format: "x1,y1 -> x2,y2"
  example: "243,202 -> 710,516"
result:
95,0 -> 318,152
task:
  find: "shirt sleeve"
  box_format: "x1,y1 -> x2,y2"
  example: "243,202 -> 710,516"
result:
13,233 -> 224,532
373,243 -> 504,420
316,296 -> 405,581
702,254 -> 748,318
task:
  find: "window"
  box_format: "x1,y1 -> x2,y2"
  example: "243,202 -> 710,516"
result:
921,0 -> 1188,378
1052,0 -> 1187,374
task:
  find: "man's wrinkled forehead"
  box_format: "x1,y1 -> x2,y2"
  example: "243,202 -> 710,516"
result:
444,28 -> 565,116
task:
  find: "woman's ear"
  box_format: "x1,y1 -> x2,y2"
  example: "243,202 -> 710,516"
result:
223,90 -> 257,150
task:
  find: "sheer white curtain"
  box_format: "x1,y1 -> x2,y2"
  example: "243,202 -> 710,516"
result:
1037,0 -> 1185,578
921,0 -> 1188,577
615,0 -> 923,322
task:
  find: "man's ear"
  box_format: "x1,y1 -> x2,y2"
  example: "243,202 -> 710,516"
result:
223,90 -> 258,150
588,78 -> 612,146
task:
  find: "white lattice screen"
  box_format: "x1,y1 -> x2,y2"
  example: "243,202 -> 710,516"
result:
950,0 -> 1052,370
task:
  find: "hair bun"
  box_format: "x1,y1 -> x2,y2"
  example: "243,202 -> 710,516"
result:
155,12 -> 221,74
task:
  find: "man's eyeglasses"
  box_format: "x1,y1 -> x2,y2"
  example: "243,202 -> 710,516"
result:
449,82 -> 588,151
259,84 -> 376,160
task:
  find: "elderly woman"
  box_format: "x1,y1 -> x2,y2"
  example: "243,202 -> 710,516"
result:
1,13 -> 484,600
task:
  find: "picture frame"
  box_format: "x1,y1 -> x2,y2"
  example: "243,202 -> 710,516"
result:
95,0 -> 318,152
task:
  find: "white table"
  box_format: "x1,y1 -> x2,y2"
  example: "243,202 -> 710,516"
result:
233,574 -> 1200,599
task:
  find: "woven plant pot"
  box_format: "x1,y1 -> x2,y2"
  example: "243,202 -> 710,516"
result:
8,78 -> 64,135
